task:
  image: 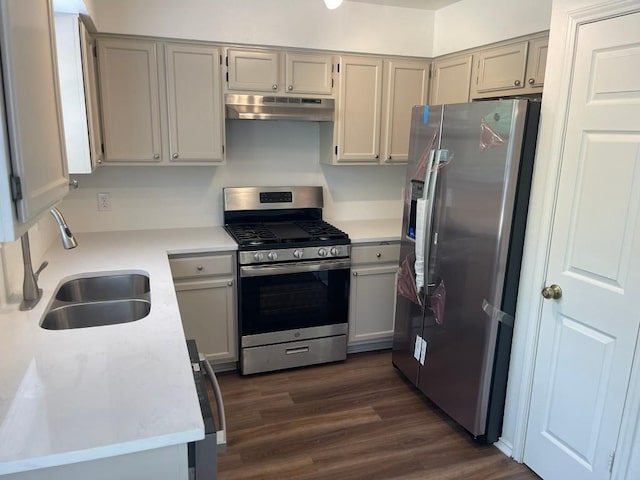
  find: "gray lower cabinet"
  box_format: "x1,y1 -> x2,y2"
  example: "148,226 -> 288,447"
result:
170,252 -> 237,365
348,243 -> 400,351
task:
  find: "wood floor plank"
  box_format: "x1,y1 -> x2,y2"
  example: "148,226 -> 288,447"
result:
212,350 -> 539,480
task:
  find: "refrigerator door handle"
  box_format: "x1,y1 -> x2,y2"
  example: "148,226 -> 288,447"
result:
414,149 -> 436,291
421,149 -> 443,285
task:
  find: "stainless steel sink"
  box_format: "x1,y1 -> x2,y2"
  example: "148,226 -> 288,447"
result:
41,272 -> 151,330
41,299 -> 151,330
55,273 -> 150,302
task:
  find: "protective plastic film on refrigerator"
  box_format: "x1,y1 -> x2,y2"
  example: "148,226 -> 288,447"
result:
392,99 -> 541,443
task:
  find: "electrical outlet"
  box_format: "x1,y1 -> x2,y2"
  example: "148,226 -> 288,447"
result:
97,192 -> 111,212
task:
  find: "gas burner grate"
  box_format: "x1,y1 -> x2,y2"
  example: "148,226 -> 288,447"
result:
225,224 -> 278,244
295,221 -> 348,240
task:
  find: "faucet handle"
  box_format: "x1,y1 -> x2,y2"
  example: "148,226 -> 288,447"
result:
34,261 -> 49,279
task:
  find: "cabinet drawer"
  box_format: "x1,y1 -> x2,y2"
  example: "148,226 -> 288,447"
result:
170,254 -> 233,279
351,243 -> 400,265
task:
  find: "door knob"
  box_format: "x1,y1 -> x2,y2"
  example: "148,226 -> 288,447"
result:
542,284 -> 562,300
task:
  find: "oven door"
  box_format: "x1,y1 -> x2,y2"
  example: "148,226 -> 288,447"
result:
239,259 -> 350,336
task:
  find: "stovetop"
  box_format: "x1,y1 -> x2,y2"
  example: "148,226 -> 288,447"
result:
225,220 -> 349,249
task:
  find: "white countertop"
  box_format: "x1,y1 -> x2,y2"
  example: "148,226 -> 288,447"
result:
0,220 -> 398,475
330,218 -> 402,244
0,227 -> 237,475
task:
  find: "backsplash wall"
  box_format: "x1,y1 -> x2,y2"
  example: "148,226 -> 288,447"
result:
60,120 -> 406,233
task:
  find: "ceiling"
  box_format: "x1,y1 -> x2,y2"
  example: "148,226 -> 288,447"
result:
346,0 -> 462,10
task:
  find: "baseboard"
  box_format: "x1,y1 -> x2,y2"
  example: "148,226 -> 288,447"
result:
494,438 -> 514,459
210,361 -> 238,373
347,340 -> 393,354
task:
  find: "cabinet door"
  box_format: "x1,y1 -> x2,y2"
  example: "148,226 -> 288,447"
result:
335,56 -> 383,163
0,0 -> 68,232
473,41 -> 528,95
524,36 -> 548,90
98,38 -> 162,163
165,44 -> 224,163
380,59 -> 429,165
55,14 -> 103,175
284,53 -> 333,95
174,277 -> 237,364
226,48 -> 280,92
348,264 -> 398,345
79,19 -> 104,170
430,54 -> 473,105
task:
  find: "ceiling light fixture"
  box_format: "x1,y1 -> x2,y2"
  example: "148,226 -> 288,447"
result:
323,0 -> 343,9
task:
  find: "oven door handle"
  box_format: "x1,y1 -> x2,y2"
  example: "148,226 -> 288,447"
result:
201,354 -> 227,451
240,259 -> 351,277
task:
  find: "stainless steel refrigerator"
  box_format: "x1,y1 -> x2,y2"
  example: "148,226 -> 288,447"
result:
392,99 -> 540,443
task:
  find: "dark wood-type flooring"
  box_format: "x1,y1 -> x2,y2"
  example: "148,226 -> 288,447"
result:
211,350 -> 540,480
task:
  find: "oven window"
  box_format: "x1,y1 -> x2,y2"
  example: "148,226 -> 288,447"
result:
240,268 -> 349,335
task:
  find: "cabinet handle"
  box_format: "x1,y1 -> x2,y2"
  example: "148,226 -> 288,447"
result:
227,281 -> 233,286
272,84 -> 278,90
375,154 -> 379,159
196,265 -> 204,271
388,155 -> 392,161
287,84 -> 293,91
376,253 -> 382,258
172,153 -> 179,159
514,80 -> 521,87
97,158 -> 103,165
153,153 -> 160,159
353,272 -> 358,277
528,78 -> 535,85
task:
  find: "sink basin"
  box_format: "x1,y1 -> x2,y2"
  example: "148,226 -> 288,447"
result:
55,273 -> 150,302
41,299 -> 151,330
41,272 -> 151,330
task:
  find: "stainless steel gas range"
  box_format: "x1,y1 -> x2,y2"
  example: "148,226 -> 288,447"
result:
223,186 -> 350,375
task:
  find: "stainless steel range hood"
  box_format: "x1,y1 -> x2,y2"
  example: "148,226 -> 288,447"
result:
225,94 -> 334,122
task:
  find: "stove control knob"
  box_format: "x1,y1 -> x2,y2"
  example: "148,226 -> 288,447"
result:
253,252 -> 264,262
318,248 -> 328,257
293,249 -> 304,259
267,251 -> 278,261
330,247 -> 339,257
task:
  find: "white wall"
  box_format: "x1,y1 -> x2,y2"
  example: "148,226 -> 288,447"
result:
87,0 -> 435,57
432,0 -> 552,56
61,121 -> 405,232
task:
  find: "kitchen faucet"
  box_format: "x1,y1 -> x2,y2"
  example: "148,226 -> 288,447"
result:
20,207 -> 77,311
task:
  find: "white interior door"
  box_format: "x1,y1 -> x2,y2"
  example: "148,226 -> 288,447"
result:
524,11 -> 640,480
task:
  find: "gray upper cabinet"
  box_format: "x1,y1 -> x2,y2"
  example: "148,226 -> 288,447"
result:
98,38 -> 162,163
472,41 -> 529,96
0,0 -> 68,242
469,33 -> 549,100
165,43 -> 224,163
226,48 -> 333,96
284,53 -> 333,95
380,59 -> 430,164
323,56 -> 429,166
524,36 -> 548,90
429,53 -> 473,105
330,55 -> 383,164
97,38 -> 224,165
226,48 -> 280,92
